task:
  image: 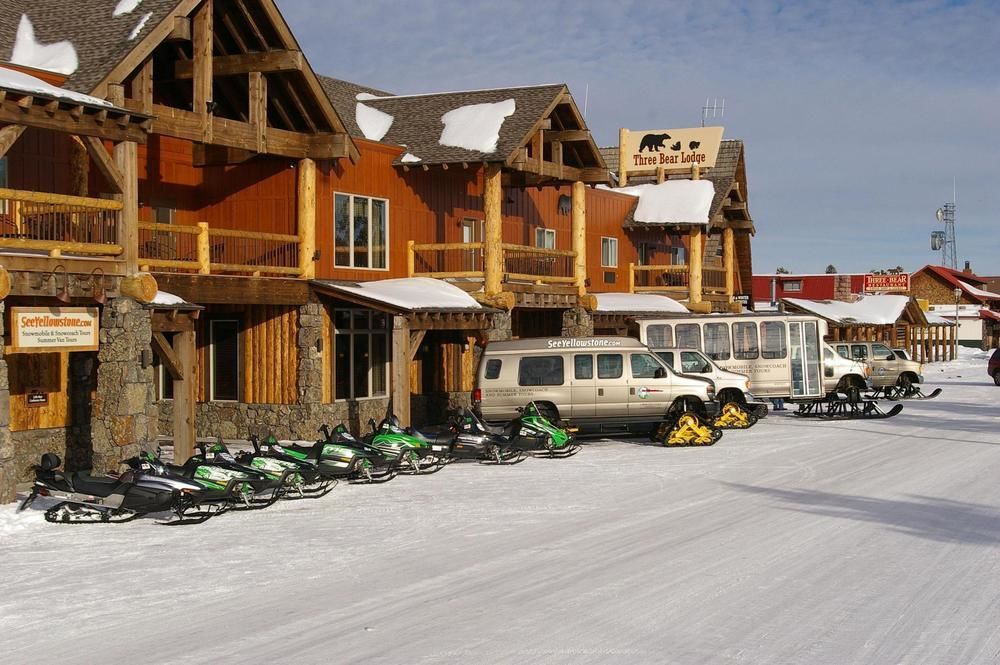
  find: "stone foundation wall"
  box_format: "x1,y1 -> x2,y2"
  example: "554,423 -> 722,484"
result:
561,307 -> 594,337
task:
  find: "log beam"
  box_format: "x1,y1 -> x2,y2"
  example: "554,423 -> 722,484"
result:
192,0 -> 213,143
173,50 -> 304,79
172,329 -> 197,464
483,163 -> 503,297
82,136 -> 125,193
151,332 -> 183,380
688,226 -> 704,305
723,227 -> 735,299
297,158 -> 316,279
113,140 -> 138,272
391,317 -> 411,427
0,124 -> 25,159
571,180 -> 587,296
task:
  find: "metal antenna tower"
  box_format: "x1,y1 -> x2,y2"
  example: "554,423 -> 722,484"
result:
701,97 -> 725,126
934,198 -> 957,269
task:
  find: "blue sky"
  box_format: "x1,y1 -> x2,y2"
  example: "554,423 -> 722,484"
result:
281,0 -> 1000,275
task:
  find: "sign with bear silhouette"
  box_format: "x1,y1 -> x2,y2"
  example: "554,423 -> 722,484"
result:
619,126 -> 725,180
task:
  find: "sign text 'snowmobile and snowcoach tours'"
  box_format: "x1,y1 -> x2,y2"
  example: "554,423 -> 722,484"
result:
11,307 -> 100,352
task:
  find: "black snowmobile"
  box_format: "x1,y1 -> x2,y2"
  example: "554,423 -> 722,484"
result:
410,408 -> 526,465
276,424 -> 398,484
18,453 -> 221,525
235,436 -> 340,500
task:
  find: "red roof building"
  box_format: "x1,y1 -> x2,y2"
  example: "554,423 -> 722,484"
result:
752,273 -> 867,305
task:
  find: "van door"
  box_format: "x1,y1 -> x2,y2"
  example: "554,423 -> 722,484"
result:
788,321 -> 823,398
594,352 -> 629,419
627,352 -> 670,417
868,343 -> 897,387
570,353 -> 597,418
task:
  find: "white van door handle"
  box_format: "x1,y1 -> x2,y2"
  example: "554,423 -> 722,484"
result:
629,387 -> 635,395
598,388 -> 604,396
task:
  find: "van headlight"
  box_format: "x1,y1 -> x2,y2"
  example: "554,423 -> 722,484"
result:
864,365 -> 872,378
744,380 -> 751,391
706,384 -> 715,397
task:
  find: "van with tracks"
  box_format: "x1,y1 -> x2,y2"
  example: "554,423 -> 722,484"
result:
651,347 -> 768,416
474,337 -> 718,435
832,341 -> 924,391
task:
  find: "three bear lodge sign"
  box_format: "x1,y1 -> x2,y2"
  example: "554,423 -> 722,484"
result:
11,307 -> 100,353
618,126 -> 725,186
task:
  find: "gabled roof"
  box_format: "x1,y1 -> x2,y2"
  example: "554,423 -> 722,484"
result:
783,295 -> 927,326
0,0 -> 182,94
914,265 -> 999,303
319,77 -> 606,179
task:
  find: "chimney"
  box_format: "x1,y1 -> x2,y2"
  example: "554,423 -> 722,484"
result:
964,260 -> 972,275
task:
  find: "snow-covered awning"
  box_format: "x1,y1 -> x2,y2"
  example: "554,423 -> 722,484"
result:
0,66 -> 117,110
980,309 -> 1000,323
958,280 -> 1000,301
783,295 -> 915,326
593,293 -> 688,314
145,290 -> 202,311
311,278 -> 487,313
608,179 -> 715,225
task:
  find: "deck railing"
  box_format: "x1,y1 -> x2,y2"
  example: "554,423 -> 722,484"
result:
408,241 -> 576,285
0,188 -> 122,257
629,263 -> 730,295
139,222 -> 302,277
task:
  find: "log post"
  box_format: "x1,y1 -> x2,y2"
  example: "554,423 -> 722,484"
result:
297,158 -> 316,279
193,0 -> 213,144
197,222 -> 211,274
483,163 -> 503,297
391,316 -> 411,427
406,240 -> 415,277
723,227 -> 735,301
688,226 -> 704,306
571,181 -> 587,296
618,128 -> 629,186
70,136 -> 89,197
172,328 -> 196,464
628,262 -> 635,293
113,140 -> 138,274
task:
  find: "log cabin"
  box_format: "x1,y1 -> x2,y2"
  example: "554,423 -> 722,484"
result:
0,0 -> 757,502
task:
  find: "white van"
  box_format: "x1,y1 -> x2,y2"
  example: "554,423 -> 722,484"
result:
832,341 -> 924,390
474,337 -> 719,435
652,347 -> 768,416
636,314 -> 870,401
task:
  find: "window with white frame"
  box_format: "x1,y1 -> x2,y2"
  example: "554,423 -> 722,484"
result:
333,309 -> 389,400
601,237 -> 618,267
210,320 -> 240,401
535,228 -> 555,249
334,193 -> 388,269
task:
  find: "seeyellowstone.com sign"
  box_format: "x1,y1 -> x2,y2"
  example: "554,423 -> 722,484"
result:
11,307 -> 100,353
619,126 -> 725,183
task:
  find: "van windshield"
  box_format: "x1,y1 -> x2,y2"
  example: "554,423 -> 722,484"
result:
630,353 -> 665,379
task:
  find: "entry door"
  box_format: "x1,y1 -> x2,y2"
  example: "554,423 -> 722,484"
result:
461,219 -> 483,272
789,322 -> 822,398
868,342 -> 897,386
594,353 -> 629,418
627,352 -> 667,417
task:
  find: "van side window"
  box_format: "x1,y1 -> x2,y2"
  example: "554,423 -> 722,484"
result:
760,322 -> 787,359
646,324 -> 673,347
574,355 -> 593,379
704,323 -> 731,361
681,351 -> 711,373
484,359 -> 502,380
675,324 -> 701,349
656,351 -> 675,367
732,322 -> 759,360
851,344 -> 868,361
871,344 -> 893,360
630,353 -> 661,379
518,356 -> 564,386
597,354 -> 623,379
836,344 -> 850,358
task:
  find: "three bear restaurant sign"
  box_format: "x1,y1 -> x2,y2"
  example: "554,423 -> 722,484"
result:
619,126 -> 725,182
11,307 -> 99,353
863,273 -> 910,293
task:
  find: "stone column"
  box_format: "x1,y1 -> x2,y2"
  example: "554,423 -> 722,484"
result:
0,303 -> 13,504
297,302 -> 324,406
91,298 -> 155,473
561,307 -> 594,337
486,311 -> 512,342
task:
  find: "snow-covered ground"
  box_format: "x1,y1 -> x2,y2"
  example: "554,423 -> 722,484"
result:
2,350 -> 998,664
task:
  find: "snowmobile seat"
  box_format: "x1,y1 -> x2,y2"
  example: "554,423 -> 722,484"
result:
67,473 -> 121,496
408,427 -> 456,447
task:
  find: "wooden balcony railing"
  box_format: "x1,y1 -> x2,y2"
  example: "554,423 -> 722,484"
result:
629,263 -> 729,295
139,222 -> 302,277
407,241 -> 576,285
0,188 -> 123,257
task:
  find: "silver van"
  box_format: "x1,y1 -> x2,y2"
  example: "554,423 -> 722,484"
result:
474,337 -> 718,435
653,347 -> 768,415
833,341 -> 923,390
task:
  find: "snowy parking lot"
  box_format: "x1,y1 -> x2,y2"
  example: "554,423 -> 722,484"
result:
2,352 -> 999,664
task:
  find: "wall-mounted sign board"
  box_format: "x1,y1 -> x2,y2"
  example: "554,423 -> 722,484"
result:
863,274 -> 910,293
10,307 -> 99,353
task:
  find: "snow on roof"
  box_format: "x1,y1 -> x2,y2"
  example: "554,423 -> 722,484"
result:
957,280 -> 1000,300
783,295 -> 911,325
11,15 -> 78,75
612,179 -> 715,225
924,311 -> 956,325
593,293 -> 688,313
355,102 -> 394,141
316,278 -> 484,312
400,153 -> 421,163
113,0 -> 144,16
439,99 -> 516,153
151,290 -> 188,306
0,66 -> 114,108
127,13 -> 153,41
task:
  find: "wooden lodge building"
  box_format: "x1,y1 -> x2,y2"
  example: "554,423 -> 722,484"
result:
0,0 -> 756,501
